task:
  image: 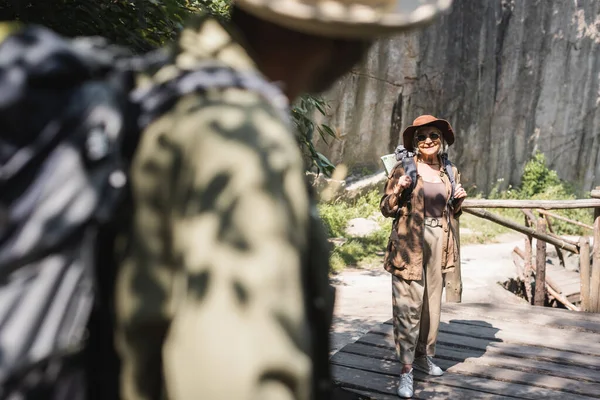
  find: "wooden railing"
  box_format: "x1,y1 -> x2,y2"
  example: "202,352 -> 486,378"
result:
446,188 -> 600,312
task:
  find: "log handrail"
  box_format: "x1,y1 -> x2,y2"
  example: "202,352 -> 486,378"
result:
462,199 -> 600,209
460,188 -> 600,312
536,209 -> 594,231
464,208 -> 579,253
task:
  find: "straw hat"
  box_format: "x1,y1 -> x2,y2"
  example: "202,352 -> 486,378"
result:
235,0 -> 453,39
402,114 -> 455,152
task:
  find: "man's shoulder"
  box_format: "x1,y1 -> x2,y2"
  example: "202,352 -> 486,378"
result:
170,86 -> 293,147
133,86 -> 301,185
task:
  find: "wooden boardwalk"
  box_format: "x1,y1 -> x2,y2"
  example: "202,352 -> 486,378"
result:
331,302 -> 600,399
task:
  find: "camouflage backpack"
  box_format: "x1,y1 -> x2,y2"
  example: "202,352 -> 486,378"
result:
0,24 -> 285,399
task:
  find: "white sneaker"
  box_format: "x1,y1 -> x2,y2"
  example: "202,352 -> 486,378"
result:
397,369 -> 414,398
413,355 -> 444,376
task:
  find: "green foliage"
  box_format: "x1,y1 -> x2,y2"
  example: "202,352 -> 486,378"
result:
0,0 -> 205,52
329,252 -> 347,274
0,0 -> 233,52
195,0 -> 232,18
292,95 -> 337,176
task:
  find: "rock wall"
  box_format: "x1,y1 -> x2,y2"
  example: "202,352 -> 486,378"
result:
315,0 -> 600,194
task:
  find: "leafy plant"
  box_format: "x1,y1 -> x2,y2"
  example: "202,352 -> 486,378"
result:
520,152 -> 563,198
292,95 -> 337,176
0,0 -> 207,52
482,153 -> 593,237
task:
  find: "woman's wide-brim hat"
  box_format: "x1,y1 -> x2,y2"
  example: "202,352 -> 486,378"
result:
402,114 -> 455,152
235,0 -> 453,39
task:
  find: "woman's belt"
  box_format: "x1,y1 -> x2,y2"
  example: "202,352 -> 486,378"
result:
424,217 -> 443,228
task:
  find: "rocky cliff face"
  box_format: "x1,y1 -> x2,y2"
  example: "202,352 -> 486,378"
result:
316,0 -> 600,194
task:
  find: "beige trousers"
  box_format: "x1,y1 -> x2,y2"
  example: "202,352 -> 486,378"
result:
392,223 -> 444,365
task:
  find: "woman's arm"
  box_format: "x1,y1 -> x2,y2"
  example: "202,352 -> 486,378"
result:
452,166 -> 466,218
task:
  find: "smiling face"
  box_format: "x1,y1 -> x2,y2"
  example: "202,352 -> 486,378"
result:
415,126 -> 442,157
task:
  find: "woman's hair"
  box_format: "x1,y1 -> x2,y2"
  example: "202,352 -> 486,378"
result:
413,127 -> 448,156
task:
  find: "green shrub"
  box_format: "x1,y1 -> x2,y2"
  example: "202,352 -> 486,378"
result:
486,153 -> 593,236
329,252 -> 346,274
520,152 -> 562,198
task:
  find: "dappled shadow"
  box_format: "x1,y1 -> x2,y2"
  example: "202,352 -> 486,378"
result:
331,303 -> 600,398
435,319 -> 500,370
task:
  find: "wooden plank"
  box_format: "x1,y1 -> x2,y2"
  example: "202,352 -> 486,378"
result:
341,342 -> 600,384
441,361 -> 600,398
333,386 -> 398,400
559,277 -> 584,288
441,303 -> 600,333
548,275 -> 580,285
560,281 -> 584,296
332,364 -> 512,400
358,331 -> 600,371
374,318 -> 600,356
535,219 -> 548,306
462,199 -> 600,209
433,316 -> 600,355
332,352 -> 597,399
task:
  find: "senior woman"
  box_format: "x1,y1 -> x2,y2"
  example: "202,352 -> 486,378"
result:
380,115 -> 467,398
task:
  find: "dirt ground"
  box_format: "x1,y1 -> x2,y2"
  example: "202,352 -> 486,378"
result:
329,233 -> 530,354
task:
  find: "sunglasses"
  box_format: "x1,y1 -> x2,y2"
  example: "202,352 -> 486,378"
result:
416,132 -> 441,142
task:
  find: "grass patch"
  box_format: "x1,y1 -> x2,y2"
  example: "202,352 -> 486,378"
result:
319,190 -> 391,273
459,212 -> 511,245
331,228 -> 390,270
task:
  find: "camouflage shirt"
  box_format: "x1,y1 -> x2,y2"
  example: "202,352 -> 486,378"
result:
115,16 -> 332,400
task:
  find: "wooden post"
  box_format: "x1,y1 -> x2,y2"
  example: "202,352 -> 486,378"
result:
534,219 -> 547,306
524,215 -> 534,304
580,237 -> 591,312
592,188 -> 600,312
445,218 -> 462,303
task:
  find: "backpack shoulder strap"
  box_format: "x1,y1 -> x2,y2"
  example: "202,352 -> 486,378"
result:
441,154 -> 456,204
392,145 -> 417,211
401,155 -> 418,194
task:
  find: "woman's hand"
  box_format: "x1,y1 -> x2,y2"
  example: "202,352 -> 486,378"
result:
393,175 -> 412,195
454,183 -> 467,200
